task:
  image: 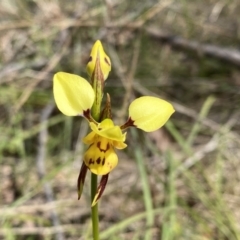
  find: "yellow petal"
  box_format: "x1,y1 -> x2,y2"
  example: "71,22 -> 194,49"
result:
86,40 -> 111,81
129,96 -> 175,132
113,140 -> 127,149
82,131 -> 96,145
89,119 -> 125,142
112,132 -> 127,149
53,72 -> 95,116
84,138 -> 118,175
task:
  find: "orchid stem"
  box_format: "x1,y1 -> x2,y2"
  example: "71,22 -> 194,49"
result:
90,78 -> 101,240
90,111 -> 100,239
89,41 -> 107,239
91,173 -> 99,240
90,117 -> 100,240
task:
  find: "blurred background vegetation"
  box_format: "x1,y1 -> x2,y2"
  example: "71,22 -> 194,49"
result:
1,0 -> 240,239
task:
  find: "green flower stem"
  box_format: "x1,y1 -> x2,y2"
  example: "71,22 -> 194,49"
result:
90,57 -> 103,240
91,104 -> 100,240
91,173 -> 99,240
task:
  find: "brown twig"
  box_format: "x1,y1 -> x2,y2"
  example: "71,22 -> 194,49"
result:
146,27 -> 240,67
0,224 -> 79,236
0,199 -> 86,215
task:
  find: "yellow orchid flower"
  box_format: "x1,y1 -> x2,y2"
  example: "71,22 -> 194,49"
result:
83,119 -> 127,175
53,40 -> 175,206
54,71 -> 174,172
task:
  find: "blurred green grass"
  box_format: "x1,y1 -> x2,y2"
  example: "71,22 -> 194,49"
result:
1,0 -> 240,239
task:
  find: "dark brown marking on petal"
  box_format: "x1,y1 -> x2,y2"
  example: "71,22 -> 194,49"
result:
87,56 -> 92,63
128,117 -> 135,126
89,158 -> 94,165
83,109 -> 91,120
120,117 -> 136,130
104,57 -> 111,66
102,158 -> 105,166
97,141 -> 110,153
96,157 -> 101,164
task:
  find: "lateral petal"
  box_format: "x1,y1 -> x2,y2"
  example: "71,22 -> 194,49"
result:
53,72 -> 95,116
129,96 -> 175,132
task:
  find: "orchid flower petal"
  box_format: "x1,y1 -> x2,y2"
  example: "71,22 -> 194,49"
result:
53,72 -> 95,116
90,119 -> 126,143
82,131 -> 96,145
86,40 -> 111,81
112,139 -> 127,149
129,96 -> 175,132
84,138 -> 118,175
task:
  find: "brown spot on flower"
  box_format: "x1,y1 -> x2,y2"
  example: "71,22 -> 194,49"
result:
104,57 -> 111,66
97,141 -> 110,153
96,157 -> 101,164
120,117 -> 136,129
83,109 -> 91,119
89,158 -> 94,165
102,158 -> 105,166
87,56 -> 92,63
128,117 -> 135,126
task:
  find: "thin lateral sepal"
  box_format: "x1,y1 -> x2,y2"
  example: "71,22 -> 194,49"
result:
92,174 -> 109,207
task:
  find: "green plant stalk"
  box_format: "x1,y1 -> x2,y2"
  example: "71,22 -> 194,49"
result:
187,95 -> 215,146
91,173 -> 99,240
165,120 -> 192,156
90,103 -> 101,240
90,57 -> 103,240
100,208 -> 169,239
162,150 -> 177,240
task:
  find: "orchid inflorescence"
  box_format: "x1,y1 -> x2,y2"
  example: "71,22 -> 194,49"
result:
53,40 -> 175,206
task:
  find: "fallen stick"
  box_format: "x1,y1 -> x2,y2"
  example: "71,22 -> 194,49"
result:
146,27 -> 240,67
